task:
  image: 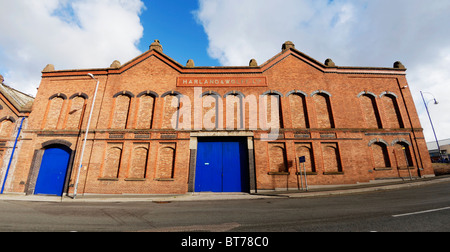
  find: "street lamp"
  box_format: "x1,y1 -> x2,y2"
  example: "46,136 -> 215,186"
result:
420,91 -> 441,161
73,73 -> 100,199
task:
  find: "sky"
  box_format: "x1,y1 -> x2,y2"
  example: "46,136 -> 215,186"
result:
0,0 -> 449,143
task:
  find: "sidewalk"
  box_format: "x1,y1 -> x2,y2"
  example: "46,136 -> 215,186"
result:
1,175 -> 449,203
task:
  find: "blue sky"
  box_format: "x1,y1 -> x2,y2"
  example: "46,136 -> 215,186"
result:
0,0 -> 450,142
138,0 -> 220,66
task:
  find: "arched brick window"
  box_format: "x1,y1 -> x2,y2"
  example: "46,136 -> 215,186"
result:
370,141 -> 391,168
312,91 -> 334,129
136,91 -> 158,129
43,94 -> 67,129
111,91 -> 134,129
66,93 -> 88,129
359,93 -> 382,129
393,141 -> 413,168
102,144 -> 123,179
201,91 -> 222,130
0,117 -> 15,138
295,143 -> 315,173
161,91 -> 182,130
261,91 -> 283,129
157,144 -> 176,179
322,143 -> 342,173
224,91 -> 244,130
268,143 -> 288,173
288,91 -> 309,129
381,93 -> 404,129
129,144 -> 149,179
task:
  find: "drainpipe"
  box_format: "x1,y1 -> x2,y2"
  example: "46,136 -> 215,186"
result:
1,117 -> 25,194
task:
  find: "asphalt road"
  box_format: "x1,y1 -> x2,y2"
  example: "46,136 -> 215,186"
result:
0,181 -> 449,233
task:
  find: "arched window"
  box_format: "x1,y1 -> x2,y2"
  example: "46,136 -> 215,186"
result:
161,91 -> 182,130
381,93 -> 404,129
202,91 -> 222,130
393,141 -> 413,168
129,144 -> 149,179
261,91 -> 283,129
295,143 -> 315,173
224,91 -> 244,130
102,144 -> 123,179
111,91 -> 134,129
288,91 -> 309,129
359,93 -> 382,129
268,143 -> 288,173
0,117 -> 15,137
66,93 -> 88,129
136,91 -> 158,129
370,141 -> 390,168
157,144 -> 176,179
43,94 -> 67,129
322,143 -> 342,173
312,91 -> 334,128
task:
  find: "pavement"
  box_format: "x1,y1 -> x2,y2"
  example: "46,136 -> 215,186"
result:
1,175 -> 449,203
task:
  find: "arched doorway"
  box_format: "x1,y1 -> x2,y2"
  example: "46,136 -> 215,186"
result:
34,145 -> 72,196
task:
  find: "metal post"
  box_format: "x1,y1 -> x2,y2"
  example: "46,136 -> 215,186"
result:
73,73 -> 100,199
421,91 -> 441,161
303,162 -> 308,191
403,147 -> 413,181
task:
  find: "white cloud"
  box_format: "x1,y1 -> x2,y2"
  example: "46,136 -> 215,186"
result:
195,0 -> 450,142
0,0 -> 145,96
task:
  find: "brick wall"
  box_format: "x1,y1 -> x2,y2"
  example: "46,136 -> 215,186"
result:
5,41 -> 435,195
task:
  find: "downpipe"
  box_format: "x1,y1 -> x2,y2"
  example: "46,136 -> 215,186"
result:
1,117 -> 25,194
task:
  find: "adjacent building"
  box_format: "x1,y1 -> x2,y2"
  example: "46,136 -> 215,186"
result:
0,75 -> 34,194
0,40 -> 435,196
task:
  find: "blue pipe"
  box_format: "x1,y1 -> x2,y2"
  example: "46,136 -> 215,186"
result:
1,117 -> 25,194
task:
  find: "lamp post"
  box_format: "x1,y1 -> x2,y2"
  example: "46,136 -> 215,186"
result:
420,91 -> 441,161
73,73 -> 100,199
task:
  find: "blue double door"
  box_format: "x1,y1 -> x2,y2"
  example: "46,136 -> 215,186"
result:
34,145 -> 72,196
195,138 -> 249,193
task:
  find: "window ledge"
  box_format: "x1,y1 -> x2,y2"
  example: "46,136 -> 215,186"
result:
268,172 -> 290,175
323,171 -> 344,175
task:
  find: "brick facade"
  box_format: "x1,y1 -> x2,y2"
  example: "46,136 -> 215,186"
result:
2,40 -> 435,195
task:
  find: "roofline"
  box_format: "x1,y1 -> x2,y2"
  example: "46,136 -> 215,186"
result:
41,46 -> 407,78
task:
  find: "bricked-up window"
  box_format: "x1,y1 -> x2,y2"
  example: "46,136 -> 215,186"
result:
156,144 -> 176,179
371,142 -> 391,168
295,143 -> 315,173
261,93 -> 283,129
289,93 -> 309,129
321,143 -> 342,173
313,93 -> 334,128
202,92 -> 222,130
111,94 -> 131,129
129,143 -> 149,179
162,94 -> 181,130
66,96 -> 86,129
102,143 -> 123,179
268,143 -> 288,173
359,94 -> 382,129
136,94 -> 156,129
225,94 -> 244,130
381,94 -> 404,129
43,95 -> 66,129
0,118 -> 14,138
393,142 -> 413,168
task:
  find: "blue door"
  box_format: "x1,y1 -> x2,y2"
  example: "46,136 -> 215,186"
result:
34,146 -> 71,196
195,139 -> 249,192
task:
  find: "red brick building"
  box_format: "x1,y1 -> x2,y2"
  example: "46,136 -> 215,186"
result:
2,40 -> 434,196
0,76 -> 34,194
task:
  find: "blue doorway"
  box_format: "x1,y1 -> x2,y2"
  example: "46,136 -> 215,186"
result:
34,145 -> 72,196
195,138 -> 249,192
